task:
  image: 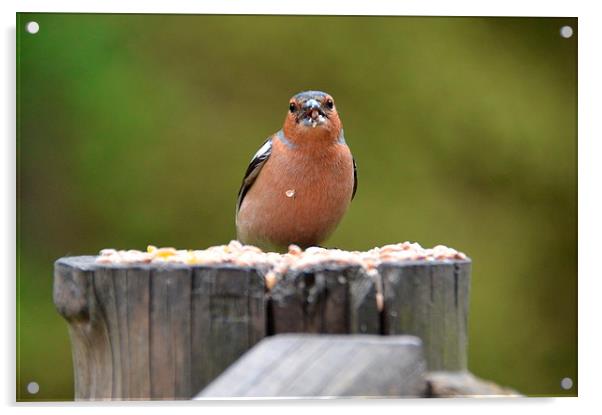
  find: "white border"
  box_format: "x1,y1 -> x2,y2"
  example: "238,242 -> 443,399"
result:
3,1 -> 601,414
12,0 -> 581,17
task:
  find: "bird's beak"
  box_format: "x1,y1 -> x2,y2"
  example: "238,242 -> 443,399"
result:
303,99 -> 320,111
302,99 -> 325,121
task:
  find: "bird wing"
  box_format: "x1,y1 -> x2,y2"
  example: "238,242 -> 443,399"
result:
338,129 -> 357,202
236,137 -> 273,214
352,157 -> 358,201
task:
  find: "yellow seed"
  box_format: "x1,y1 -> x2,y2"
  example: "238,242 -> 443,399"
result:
155,247 -> 177,258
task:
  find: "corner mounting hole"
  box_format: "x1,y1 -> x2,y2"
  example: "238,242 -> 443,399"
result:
560,377 -> 573,390
560,25 -> 573,39
26,21 -> 39,34
27,381 -> 39,394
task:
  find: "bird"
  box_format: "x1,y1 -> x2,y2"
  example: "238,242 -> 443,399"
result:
235,90 -> 357,252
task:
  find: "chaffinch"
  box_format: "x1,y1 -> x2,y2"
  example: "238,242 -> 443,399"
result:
235,91 -> 357,251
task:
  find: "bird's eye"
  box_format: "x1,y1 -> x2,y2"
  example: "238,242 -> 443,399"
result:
289,102 -> 296,113
325,99 -> 334,109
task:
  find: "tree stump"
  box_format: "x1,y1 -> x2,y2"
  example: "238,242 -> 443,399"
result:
54,254 -> 471,400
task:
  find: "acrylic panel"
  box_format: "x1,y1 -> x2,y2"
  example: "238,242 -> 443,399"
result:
16,13 -> 577,400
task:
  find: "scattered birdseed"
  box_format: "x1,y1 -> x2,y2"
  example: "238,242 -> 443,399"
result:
95,240 -> 466,272
95,241 -> 467,311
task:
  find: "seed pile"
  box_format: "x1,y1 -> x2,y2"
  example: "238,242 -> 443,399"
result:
96,241 -> 466,303
96,241 -> 466,273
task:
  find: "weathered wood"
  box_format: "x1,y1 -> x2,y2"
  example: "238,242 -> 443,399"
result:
125,267 -> 152,398
191,266 -> 266,393
269,264 -> 380,335
380,260 -> 471,371
54,254 -> 472,400
149,266 -> 193,399
197,334 -> 427,398
53,257 -> 113,399
425,371 -> 522,397
53,257 -> 266,400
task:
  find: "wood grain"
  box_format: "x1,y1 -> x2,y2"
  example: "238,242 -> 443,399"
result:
269,264 -> 380,335
191,265 -> 266,393
197,334 -> 427,398
425,371 -> 522,397
53,257 -> 265,400
54,255 -> 471,399
380,260 -> 471,371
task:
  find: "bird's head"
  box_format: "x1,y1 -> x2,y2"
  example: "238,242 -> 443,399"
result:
283,91 -> 342,143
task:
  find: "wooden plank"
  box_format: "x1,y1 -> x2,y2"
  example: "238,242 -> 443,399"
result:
124,267 -> 151,399
455,262 -> 471,371
269,269 -> 304,333
197,334 -> 426,398
149,266 -> 193,399
202,334 -> 305,396
112,268 -> 130,399
276,337 -> 359,396
229,335 -> 331,397
190,266 -> 266,393
425,371 -> 521,397
270,264 -> 379,335
348,268 -> 381,334
380,259 -> 471,371
93,267 -> 123,398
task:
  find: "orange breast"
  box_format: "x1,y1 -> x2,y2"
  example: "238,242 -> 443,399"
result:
236,138 -> 354,250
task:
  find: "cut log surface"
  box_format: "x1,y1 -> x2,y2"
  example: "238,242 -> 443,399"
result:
53,256 -> 266,400
197,334 -> 427,398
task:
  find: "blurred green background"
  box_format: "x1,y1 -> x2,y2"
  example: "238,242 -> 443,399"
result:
16,14 -> 577,400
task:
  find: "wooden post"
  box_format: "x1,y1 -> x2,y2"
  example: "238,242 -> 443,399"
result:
53,256 -> 265,400
379,260 -> 471,371
54,254 -> 471,399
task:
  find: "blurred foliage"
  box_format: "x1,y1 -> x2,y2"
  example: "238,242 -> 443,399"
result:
16,14 -> 576,400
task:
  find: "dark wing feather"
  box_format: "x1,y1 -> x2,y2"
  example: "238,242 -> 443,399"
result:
236,138 -> 273,214
352,157 -> 358,201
